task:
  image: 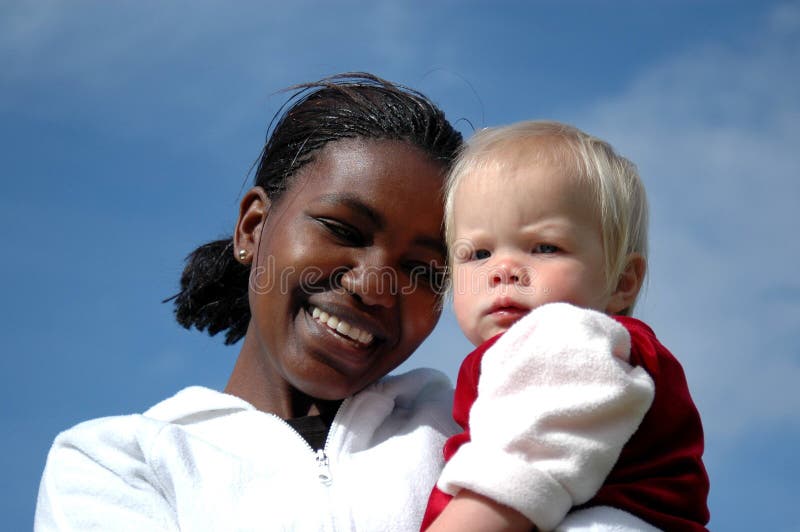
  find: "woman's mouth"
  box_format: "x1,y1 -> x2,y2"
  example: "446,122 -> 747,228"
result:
310,306 -> 375,346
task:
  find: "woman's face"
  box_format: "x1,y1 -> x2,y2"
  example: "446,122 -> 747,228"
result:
237,139 -> 447,404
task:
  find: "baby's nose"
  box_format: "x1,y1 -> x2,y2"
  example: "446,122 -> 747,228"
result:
488,256 -> 531,286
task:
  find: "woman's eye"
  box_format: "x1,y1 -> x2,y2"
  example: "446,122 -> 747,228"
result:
533,243 -> 559,254
406,261 -> 448,292
319,219 -> 364,245
474,249 -> 491,260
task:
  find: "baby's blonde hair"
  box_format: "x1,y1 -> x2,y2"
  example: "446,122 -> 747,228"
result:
444,120 -> 649,315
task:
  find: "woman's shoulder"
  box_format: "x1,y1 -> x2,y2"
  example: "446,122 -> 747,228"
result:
46,386 -> 251,467
35,387 -> 237,531
143,385 -> 257,422
358,368 -> 457,436
368,367 -> 453,405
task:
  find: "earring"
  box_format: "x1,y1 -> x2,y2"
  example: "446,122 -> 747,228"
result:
237,249 -> 248,261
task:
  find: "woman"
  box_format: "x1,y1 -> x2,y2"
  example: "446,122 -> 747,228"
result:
35,73 -> 463,531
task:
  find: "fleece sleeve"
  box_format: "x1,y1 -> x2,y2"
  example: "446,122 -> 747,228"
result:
556,505 -> 662,531
34,416 -> 177,532
436,303 -> 656,532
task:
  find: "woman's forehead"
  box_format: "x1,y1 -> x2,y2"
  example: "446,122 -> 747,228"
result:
289,138 -> 444,196
278,138 -> 446,230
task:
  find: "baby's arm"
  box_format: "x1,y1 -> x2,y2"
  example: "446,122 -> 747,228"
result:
435,303 -> 656,531
427,493 -> 659,532
427,490 -> 533,532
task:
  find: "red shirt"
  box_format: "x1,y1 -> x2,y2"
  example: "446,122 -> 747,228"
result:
421,316 -> 710,531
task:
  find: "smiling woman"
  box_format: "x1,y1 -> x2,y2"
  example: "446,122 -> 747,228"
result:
230,138 -> 451,406
33,73 -> 465,531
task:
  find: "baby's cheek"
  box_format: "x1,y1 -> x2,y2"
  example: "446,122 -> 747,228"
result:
452,298 -> 477,345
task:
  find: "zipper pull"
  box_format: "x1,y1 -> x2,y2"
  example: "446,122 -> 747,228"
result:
315,449 -> 332,485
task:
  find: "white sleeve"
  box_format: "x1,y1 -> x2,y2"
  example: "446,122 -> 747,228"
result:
437,303 -> 655,532
556,506 -> 662,531
34,416 -> 177,531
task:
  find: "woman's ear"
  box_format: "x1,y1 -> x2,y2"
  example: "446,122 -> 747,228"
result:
606,253 -> 646,315
234,187 -> 271,264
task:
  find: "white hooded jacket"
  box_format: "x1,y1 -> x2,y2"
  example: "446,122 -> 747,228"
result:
35,368 -> 457,531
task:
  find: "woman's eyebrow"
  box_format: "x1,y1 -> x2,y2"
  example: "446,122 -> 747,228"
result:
317,193 -> 384,228
415,236 -> 446,258
317,193 -> 445,256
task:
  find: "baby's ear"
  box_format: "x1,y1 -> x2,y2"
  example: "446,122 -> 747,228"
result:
606,253 -> 646,315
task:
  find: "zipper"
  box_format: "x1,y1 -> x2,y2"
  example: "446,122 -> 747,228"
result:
313,396 -> 347,486
315,449 -> 332,485
270,397 -> 349,486
292,434 -> 334,487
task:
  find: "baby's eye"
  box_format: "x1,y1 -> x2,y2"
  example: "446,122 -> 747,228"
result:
533,244 -> 559,254
474,249 -> 491,260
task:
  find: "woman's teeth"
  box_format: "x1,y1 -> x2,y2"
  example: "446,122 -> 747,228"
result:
311,306 -> 374,345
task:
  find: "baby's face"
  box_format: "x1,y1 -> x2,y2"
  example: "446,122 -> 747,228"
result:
450,163 -> 612,346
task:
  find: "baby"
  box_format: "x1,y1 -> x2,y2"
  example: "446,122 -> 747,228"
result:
422,121 -> 709,531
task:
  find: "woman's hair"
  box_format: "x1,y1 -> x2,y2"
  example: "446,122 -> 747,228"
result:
444,120 -> 648,315
169,73 -> 463,344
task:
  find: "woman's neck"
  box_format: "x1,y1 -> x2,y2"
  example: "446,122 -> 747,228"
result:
224,327 -> 340,419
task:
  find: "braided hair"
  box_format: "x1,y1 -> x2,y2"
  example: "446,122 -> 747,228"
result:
168,72 -> 463,344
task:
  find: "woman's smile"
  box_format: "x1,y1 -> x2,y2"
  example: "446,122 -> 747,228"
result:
309,306 -> 377,346
302,306 -> 380,375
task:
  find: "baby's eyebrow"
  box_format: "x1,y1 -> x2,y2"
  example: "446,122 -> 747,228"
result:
454,227 -> 492,240
520,220 -> 572,234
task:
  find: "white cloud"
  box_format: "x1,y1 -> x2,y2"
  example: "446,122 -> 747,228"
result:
575,3 -> 800,439
0,0 -> 465,152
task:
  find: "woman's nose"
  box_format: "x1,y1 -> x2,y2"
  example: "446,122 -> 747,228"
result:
340,257 -> 397,308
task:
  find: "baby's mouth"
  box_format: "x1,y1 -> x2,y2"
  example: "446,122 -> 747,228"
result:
310,306 -> 375,346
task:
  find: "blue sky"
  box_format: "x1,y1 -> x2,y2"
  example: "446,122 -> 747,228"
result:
2,1 -> 798,530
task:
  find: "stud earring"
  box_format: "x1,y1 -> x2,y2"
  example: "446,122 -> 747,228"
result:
237,249 -> 248,261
